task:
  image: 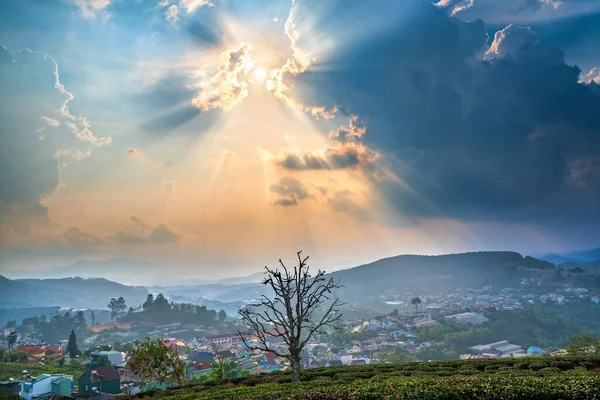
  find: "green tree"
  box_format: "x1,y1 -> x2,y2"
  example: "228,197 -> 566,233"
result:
67,330 -> 80,358
5,320 -> 16,328
129,337 -> 186,386
567,333 -> 600,357
75,311 -> 87,331
143,294 -> 154,311
7,330 -> 17,349
95,355 -> 112,367
411,297 -> 422,314
218,309 -> 226,323
154,294 -> 170,311
8,351 -> 27,362
108,297 -> 127,321
91,310 -> 96,326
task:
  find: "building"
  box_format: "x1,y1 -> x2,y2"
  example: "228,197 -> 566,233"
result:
78,367 -> 121,397
0,379 -> 21,396
16,345 -> 46,362
414,319 -> 440,328
20,374 -> 73,400
119,360 -> 142,385
204,334 -> 241,346
90,351 -> 125,368
444,312 -> 489,325
469,340 -> 524,356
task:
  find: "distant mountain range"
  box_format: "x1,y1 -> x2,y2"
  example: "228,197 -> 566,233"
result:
8,257 -> 154,283
0,275 -> 148,310
540,247 -> 600,265
3,250 -> 600,314
327,251 -> 556,303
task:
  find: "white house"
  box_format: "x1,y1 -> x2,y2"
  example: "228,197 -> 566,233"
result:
20,374 -> 73,400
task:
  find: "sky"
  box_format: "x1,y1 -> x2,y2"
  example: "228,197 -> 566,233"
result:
1,0 -> 599,284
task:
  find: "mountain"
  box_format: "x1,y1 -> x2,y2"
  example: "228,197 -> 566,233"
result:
541,247 -> 600,264
327,251 -> 555,303
215,271 -> 264,285
558,260 -> 600,271
0,276 -> 149,310
0,275 -> 69,308
10,257 -> 154,283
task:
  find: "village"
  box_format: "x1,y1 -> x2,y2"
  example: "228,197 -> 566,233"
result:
1,279 -> 599,399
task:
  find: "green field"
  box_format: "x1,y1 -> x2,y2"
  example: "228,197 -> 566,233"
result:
0,362 -> 84,380
126,358 -> 600,400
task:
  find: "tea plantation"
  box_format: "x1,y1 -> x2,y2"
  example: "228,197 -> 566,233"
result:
127,357 -> 600,400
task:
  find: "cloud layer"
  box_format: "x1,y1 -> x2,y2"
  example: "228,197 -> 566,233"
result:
287,0 -> 600,226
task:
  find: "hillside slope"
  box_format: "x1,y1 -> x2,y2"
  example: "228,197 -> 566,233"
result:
123,358 -> 600,400
328,251 -> 554,299
0,276 -> 148,309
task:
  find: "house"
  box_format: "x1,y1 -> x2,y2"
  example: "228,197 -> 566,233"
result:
44,346 -> 65,358
90,351 -> 125,368
217,349 -> 236,360
187,351 -> 214,363
527,346 -> 543,355
204,334 -> 241,346
119,360 -> 141,384
89,323 -> 131,334
444,313 -> 489,325
20,374 -> 74,400
263,352 -> 282,367
187,361 -> 212,378
414,319 -> 440,328
17,345 -> 46,362
495,344 -> 524,356
0,379 -> 21,396
78,367 -> 121,397
592,296 -> 600,305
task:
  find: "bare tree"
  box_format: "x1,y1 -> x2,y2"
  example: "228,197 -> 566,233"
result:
238,251 -> 344,382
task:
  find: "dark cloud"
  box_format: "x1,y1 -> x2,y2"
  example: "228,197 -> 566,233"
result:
274,117 -> 379,171
112,216 -> 180,244
0,46 -> 62,204
187,19 -> 224,48
63,227 -> 103,246
151,223 -> 179,243
289,0 -> 600,225
328,190 -> 370,221
112,230 -> 147,245
270,176 -> 311,206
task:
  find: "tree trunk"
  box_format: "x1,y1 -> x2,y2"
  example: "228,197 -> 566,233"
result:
291,358 -> 301,382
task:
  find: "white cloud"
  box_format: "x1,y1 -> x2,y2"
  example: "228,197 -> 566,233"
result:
165,4 -> 180,22
579,67 -> 600,84
485,24 -> 539,60
191,42 -> 255,111
73,0 -> 111,18
41,116 -> 60,127
159,0 -> 214,22
436,0 -> 475,16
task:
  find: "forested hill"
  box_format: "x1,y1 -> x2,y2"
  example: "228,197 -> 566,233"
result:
0,276 -> 148,309
328,251 -> 555,297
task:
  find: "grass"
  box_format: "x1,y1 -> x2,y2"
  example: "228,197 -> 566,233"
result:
0,362 -> 84,380
124,357 -> 600,400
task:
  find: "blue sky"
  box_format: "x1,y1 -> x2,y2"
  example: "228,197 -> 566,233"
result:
1,0 -> 599,283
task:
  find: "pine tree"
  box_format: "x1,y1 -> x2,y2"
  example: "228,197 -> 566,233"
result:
7,331 -> 17,349
66,330 -> 80,357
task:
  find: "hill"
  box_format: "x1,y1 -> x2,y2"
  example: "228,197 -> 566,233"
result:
327,251 -> 555,302
123,357 -> 600,400
541,247 -> 600,264
0,276 -> 148,310
559,260 -> 600,271
9,257 -> 154,283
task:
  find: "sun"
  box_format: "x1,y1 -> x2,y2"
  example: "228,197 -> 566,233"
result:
253,67 -> 267,82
